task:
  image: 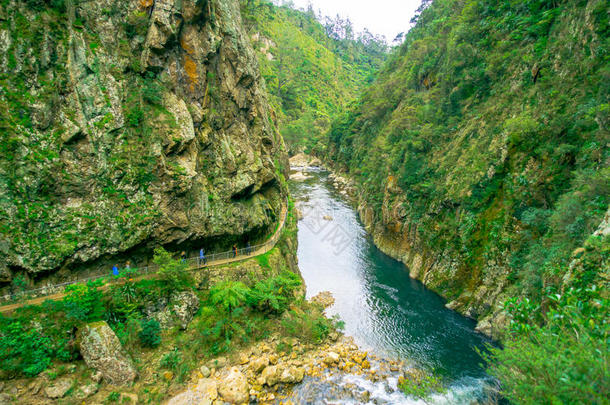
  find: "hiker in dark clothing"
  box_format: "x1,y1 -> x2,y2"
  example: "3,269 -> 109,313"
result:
246,241 -> 252,255
181,251 -> 187,263
232,245 -> 237,258
199,248 -> 207,265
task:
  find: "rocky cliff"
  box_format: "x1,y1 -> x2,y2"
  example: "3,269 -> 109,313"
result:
0,0 -> 288,285
328,0 -> 609,338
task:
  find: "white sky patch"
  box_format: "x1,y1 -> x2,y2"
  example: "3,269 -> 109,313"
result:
289,0 -> 421,42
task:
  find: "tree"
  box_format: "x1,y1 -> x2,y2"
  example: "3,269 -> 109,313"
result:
153,247 -> 191,292
209,281 -> 249,313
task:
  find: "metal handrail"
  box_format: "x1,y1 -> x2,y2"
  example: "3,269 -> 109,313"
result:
0,200 -> 287,305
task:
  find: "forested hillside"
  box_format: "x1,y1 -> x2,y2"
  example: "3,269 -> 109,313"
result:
328,0 -> 608,401
240,0 -> 387,154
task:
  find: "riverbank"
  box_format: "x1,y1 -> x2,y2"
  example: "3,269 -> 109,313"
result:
167,291 -> 429,404
288,167 -> 498,404
314,159 -> 505,339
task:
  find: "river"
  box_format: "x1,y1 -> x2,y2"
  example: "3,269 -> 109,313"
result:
288,169 -> 495,404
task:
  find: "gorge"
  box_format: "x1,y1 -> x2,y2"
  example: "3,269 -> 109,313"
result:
0,0 -> 607,404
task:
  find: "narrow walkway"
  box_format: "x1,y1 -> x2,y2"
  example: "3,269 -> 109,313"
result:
0,201 -> 288,314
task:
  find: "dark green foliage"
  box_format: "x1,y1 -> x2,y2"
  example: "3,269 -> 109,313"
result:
125,10 -> 149,39
153,247 -> 193,292
209,281 -> 249,313
139,318 -> 161,348
325,1 -> 608,401
247,271 -> 301,314
142,73 -> 164,105
160,348 -> 182,370
0,320 -> 55,376
22,0 -> 66,13
328,0 -> 608,306
279,311 -> 343,344
0,299 -> 77,377
63,279 -> 105,322
398,373 -> 446,400
104,391 -> 121,403
486,286 -> 609,403
0,256 -> 193,376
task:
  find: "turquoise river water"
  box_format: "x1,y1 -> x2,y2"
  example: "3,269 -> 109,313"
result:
288,169 -> 496,404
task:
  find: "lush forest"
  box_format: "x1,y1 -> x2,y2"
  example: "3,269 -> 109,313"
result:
240,0 -> 388,154
327,0 -> 608,402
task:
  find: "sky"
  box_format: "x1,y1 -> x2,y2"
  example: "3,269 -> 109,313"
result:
289,0 -> 422,42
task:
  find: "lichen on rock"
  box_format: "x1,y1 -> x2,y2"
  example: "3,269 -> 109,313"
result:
77,321 -> 137,386
0,0 -> 288,288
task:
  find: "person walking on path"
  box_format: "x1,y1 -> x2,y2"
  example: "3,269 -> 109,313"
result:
112,264 -> 119,277
246,241 -> 251,255
232,245 -> 237,258
199,248 -> 207,266
181,251 -> 187,263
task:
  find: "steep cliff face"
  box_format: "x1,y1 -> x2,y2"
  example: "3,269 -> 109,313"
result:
0,0 -> 288,283
328,0 -> 608,337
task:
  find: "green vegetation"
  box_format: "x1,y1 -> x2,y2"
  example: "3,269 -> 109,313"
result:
398,373 -> 446,401
138,319 -> 162,348
240,0 -> 387,154
326,0 -> 608,401
246,271 -> 301,314
0,248 -> 182,377
485,236 -> 609,403
0,247 -> 339,389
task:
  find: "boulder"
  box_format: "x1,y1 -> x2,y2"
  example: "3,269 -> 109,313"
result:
217,367 -> 249,404
279,366 -> 305,384
260,365 -> 280,386
44,377 -> 73,399
167,378 -> 217,405
148,289 -> 200,330
78,321 -> 137,385
310,291 -> 335,309
323,352 -> 340,365
75,383 -> 98,400
200,365 -> 211,378
250,356 -> 269,373
170,290 -> 201,328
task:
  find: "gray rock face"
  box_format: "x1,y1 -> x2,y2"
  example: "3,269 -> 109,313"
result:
0,0 -> 287,285
75,383 -> 98,400
145,289 -> 200,330
44,378 -> 73,399
78,321 -> 137,386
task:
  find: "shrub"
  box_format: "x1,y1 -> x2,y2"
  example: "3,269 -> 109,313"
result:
142,74 -> 164,105
104,391 -> 121,403
0,320 -> 54,376
139,318 -> 161,348
486,288 -> 609,404
153,247 -> 191,292
111,317 -> 140,348
209,281 -> 249,313
247,271 -> 302,314
398,373 -> 446,400
160,349 -> 182,370
63,279 -> 105,322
